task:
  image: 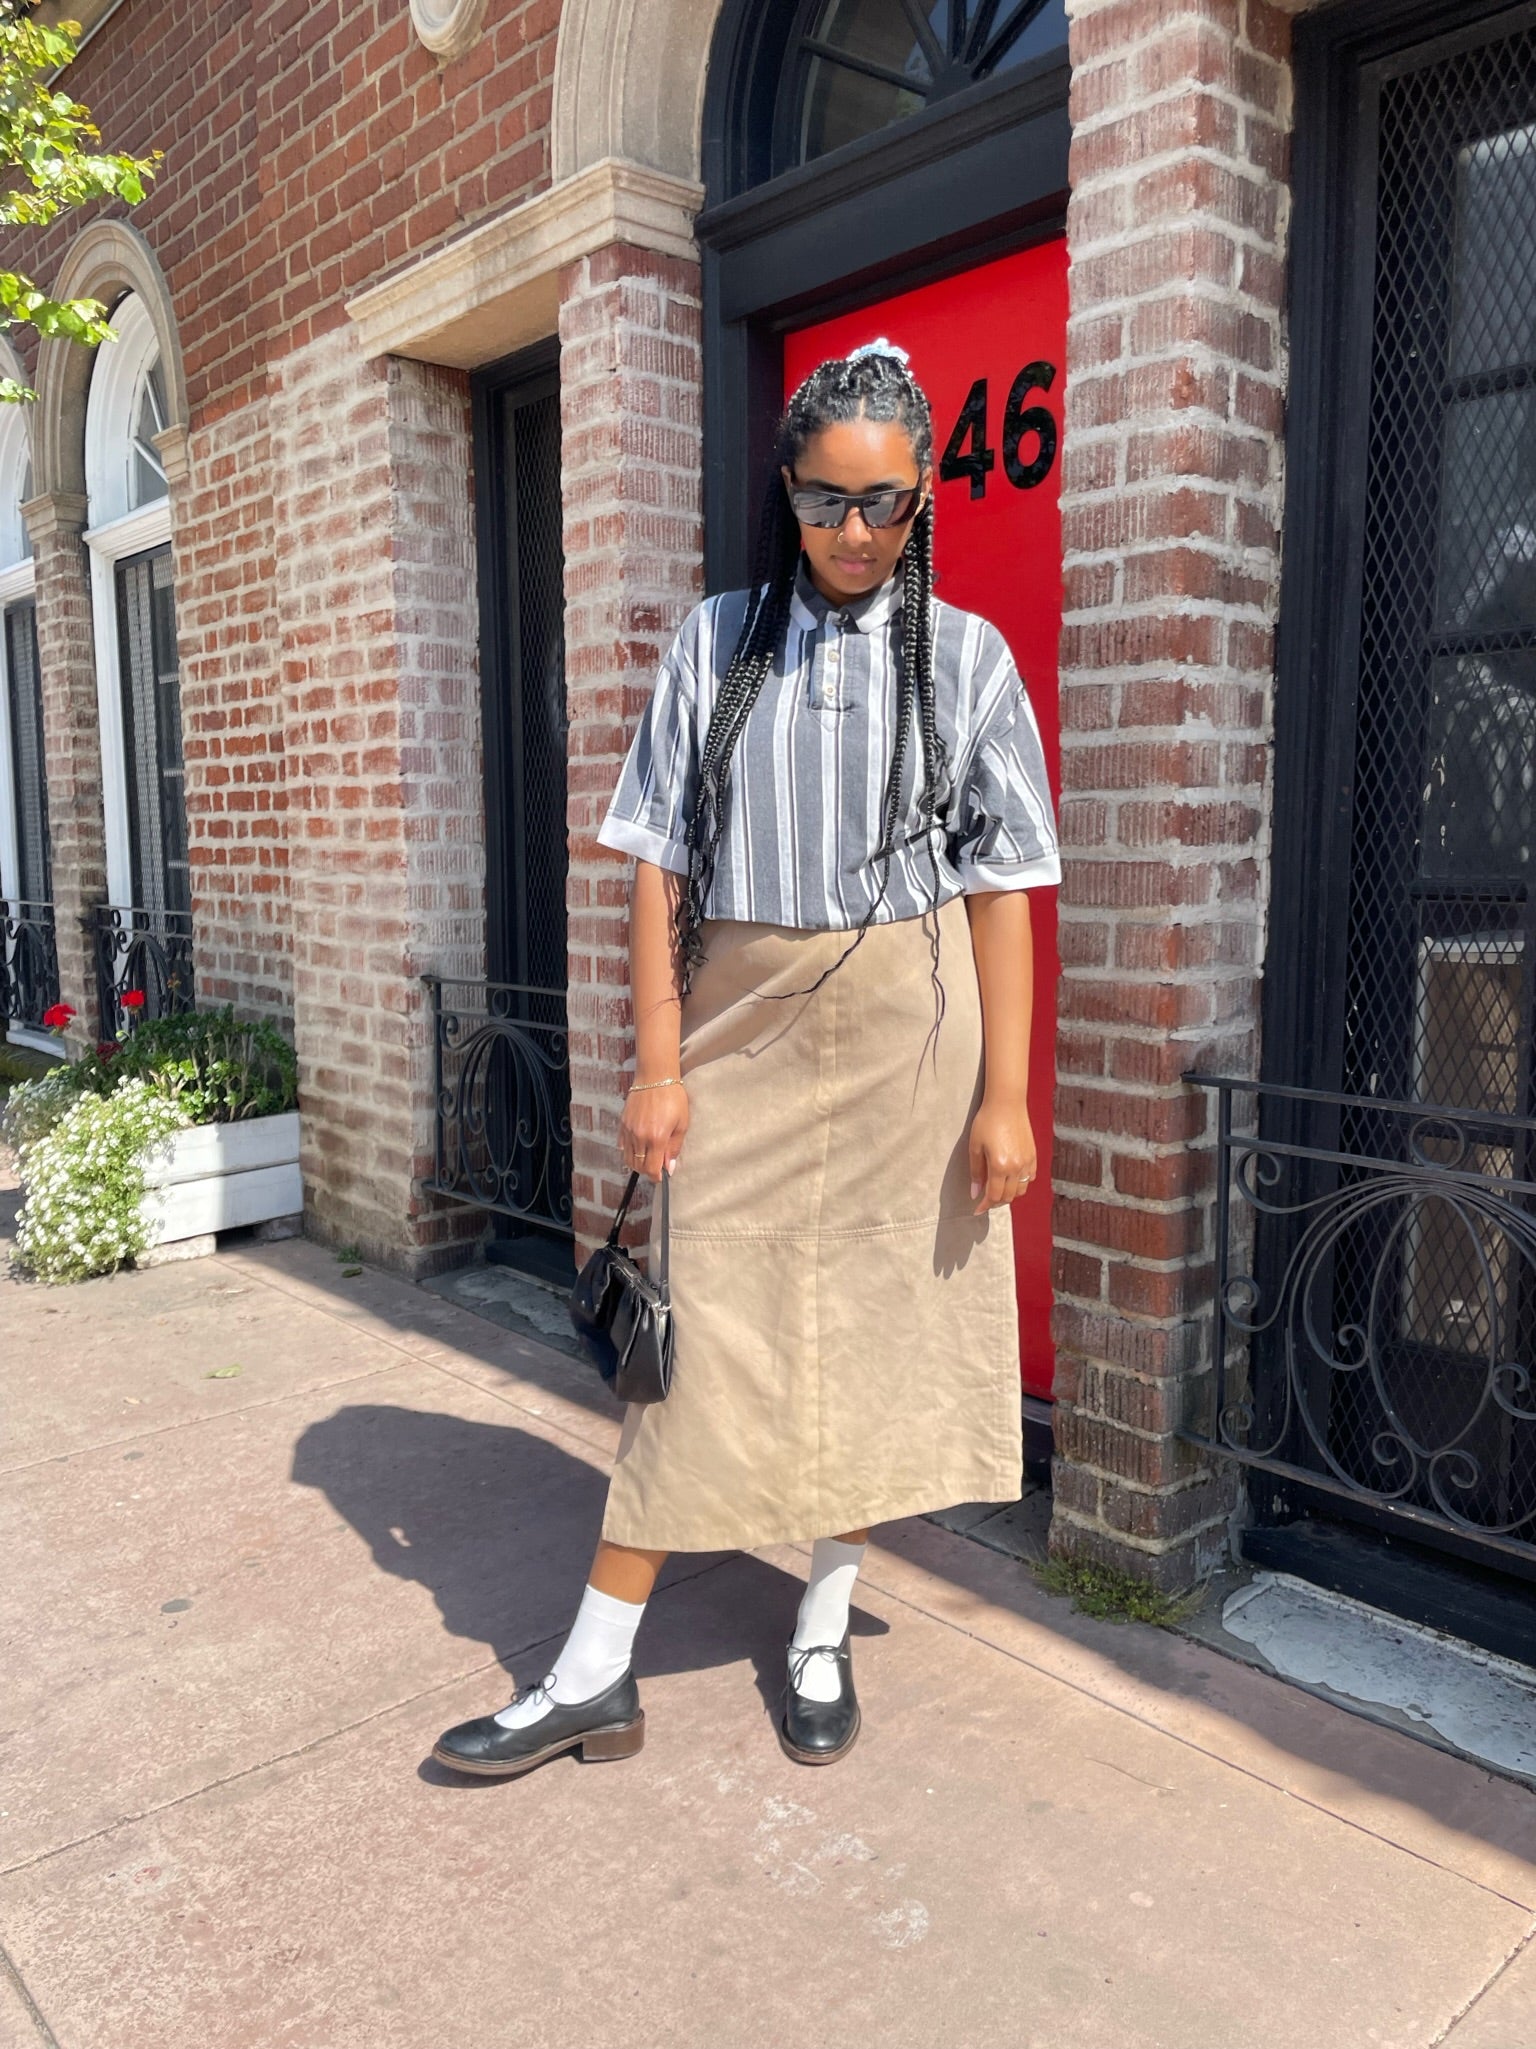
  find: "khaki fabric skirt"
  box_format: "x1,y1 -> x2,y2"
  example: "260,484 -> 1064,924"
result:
600,893 -> 1023,1553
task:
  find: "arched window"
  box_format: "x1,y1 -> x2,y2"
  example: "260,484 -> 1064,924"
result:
783,0 -> 1068,167
85,292 -> 169,524
84,290 -> 190,952
0,395 -> 55,1039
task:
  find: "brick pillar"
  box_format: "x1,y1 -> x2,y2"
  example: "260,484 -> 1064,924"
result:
270,330 -> 484,1272
23,488 -> 104,1046
559,243 -> 704,1260
1048,0 -> 1293,1587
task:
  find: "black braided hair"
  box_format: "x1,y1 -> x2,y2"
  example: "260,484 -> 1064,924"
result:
679,348 -> 951,1031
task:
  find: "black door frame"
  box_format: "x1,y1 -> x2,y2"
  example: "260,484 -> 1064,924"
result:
697,0 -> 1071,591
1257,0 -> 1536,1582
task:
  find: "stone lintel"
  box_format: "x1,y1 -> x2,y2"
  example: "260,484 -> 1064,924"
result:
344,157 -> 704,371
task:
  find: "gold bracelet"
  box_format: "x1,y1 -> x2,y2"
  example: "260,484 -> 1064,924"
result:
627,1076 -> 680,1094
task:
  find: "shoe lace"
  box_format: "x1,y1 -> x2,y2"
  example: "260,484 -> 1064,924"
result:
511,1671 -> 557,1712
787,1641 -> 848,1694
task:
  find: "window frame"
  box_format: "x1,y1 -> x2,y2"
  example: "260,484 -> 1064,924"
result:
771,0 -> 1068,180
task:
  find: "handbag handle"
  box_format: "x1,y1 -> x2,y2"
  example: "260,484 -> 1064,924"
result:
608,1168 -> 670,1301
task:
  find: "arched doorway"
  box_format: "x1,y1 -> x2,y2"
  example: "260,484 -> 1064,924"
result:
697,0 -> 1069,1452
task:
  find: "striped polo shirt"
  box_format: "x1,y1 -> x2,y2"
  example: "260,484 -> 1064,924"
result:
597,563 -> 1061,931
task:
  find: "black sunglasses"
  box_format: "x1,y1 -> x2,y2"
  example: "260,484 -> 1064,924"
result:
785,478 -> 924,530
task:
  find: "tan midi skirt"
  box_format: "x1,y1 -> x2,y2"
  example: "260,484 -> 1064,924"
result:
600,893 -> 1024,1553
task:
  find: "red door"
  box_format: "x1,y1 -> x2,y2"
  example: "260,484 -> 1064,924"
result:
784,238 -> 1067,1400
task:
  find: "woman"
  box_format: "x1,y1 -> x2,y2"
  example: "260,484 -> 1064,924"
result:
435,340 -> 1059,1777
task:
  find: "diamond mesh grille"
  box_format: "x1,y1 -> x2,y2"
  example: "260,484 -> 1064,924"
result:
1314,22 -> 1536,1547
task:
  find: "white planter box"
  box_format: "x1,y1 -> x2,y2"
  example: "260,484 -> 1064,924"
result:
141,1111 -> 302,1246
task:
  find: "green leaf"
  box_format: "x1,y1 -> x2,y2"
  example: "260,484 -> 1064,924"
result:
205,1366 -> 243,1380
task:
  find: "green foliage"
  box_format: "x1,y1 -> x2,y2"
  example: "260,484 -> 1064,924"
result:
0,1056 -> 85,1150
10,1077 -> 185,1283
0,1040 -> 56,1092
81,1008 -> 299,1123
1032,1556 -> 1199,1627
0,7 -> 161,393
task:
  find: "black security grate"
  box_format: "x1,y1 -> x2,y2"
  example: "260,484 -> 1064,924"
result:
1326,27 -> 1536,1549
1204,16 -> 1536,1573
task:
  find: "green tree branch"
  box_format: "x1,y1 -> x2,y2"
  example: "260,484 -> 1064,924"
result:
0,6 -> 160,399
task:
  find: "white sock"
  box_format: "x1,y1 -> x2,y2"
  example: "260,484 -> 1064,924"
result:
789,1536 -> 866,1703
494,1584 -> 646,1728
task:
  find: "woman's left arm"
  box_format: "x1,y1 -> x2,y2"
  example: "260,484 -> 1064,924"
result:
964,889 -> 1036,1216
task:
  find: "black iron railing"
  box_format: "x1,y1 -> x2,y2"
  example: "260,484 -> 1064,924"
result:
1186,1075 -> 1536,1566
0,898 -> 60,1028
422,976 -> 574,1235
91,905 -> 195,1039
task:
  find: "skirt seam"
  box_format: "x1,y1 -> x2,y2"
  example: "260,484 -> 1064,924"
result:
671,1209 -> 992,1246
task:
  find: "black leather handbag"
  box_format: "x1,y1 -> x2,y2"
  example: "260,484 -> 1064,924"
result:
568,1169 -> 675,1403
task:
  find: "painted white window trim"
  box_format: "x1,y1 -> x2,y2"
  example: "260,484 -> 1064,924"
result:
85,293 -> 164,530
87,496 -> 172,907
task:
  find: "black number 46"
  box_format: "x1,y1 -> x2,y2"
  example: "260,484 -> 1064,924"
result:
939,362 -> 1058,500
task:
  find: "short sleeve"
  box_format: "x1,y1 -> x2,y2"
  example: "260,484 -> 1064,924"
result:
951,632 -> 1061,892
596,615 -> 702,877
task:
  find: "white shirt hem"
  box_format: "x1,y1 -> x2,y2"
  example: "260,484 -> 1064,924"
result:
596,814 -> 691,875
957,851 -> 1062,892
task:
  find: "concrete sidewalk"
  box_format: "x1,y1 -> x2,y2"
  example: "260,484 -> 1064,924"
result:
2,1196 -> 1534,2048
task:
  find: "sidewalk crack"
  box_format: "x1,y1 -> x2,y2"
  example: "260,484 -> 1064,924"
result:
0,1936 -> 61,2048
1431,1916 -> 1536,2044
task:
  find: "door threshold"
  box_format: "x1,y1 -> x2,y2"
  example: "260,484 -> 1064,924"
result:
1179,1565 -> 1536,1789
1240,1519 -> 1534,1668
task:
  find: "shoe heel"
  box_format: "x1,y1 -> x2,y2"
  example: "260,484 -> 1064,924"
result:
579,1711 -> 645,1762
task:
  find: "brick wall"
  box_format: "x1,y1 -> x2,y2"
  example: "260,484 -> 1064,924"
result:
253,0 -> 559,364
174,396 -> 288,1018
558,245 -> 705,1257
1048,0 -> 1293,1587
0,0 -> 549,1246
269,329 -> 483,1269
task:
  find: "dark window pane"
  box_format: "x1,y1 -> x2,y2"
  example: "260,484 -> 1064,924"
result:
797,57 -> 925,161
1421,651 -> 1536,880
788,0 -> 1067,168
116,545 -> 189,920
1451,124 -> 1536,375
806,0 -> 931,79
986,0 -> 1069,74
1434,390 -> 1536,631
5,599 -> 49,905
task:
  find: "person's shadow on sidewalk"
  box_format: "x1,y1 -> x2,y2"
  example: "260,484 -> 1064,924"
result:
291,1403 -> 889,1781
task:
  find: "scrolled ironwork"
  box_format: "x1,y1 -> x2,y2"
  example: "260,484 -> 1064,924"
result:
91,904 -> 195,1039
1186,1075 -> 1536,1563
423,975 -> 574,1234
0,898 -> 60,1028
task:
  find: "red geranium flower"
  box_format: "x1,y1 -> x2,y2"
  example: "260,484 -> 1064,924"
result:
96,1040 -> 119,1060
41,1003 -> 76,1030
120,989 -> 146,1011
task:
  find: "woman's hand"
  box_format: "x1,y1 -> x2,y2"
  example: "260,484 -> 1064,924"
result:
618,1080 -> 689,1183
968,1093 -> 1036,1215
